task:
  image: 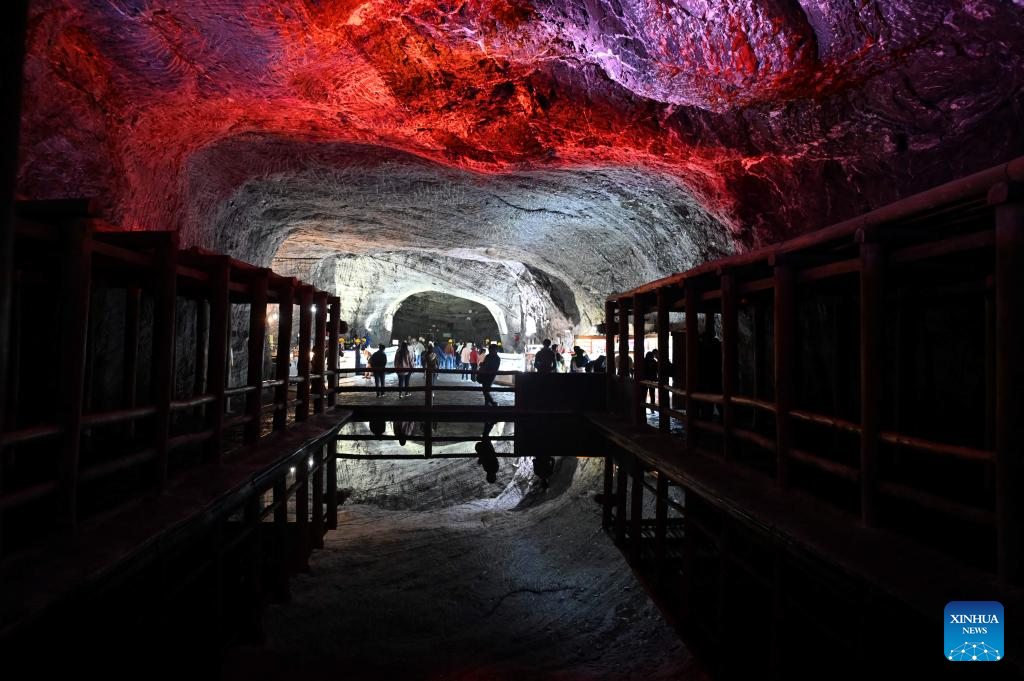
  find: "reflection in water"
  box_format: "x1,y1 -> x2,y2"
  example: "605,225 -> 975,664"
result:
392,420 -> 414,446
369,418 -> 387,437
475,438 -> 499,483
532,456 -> 555,489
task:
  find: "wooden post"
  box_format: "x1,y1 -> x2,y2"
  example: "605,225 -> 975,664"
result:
326,440 -> 338,530
272,478 -> 290,601
311,448 -> 325,548
629,455 -> 644,562
244,270 -> 269,444
423,420 -> 433,457
602,455 -> 614,528
680,493 -> 695,620
859,241 -> 884,527
605,300 -> 615,409
57,220 -> 94,529
618,297 -> 629,385
685,282 -> 699,448
615,459 -> 628,545
992,184 -> 1024,582
295,458 -> 310,571
671,331 -> 684,411
151,233 -> 178,489
312,291 -> 328,415
633,293 -> 645,426
654,472 -> 668,576
193,294 -> 208,408
272,279 -> 294,432
296,286 -> 313,422
751,305 -> 765,431
205,257 -> 230,460
773,265 -> 795,486
721,272 -> 738,459
424,365 -> 433,408
243,494 -> 264,639
327,296 -> 340,408
0,2 -> 29,551
122,287 -> 141,438
657,287 -> 670,434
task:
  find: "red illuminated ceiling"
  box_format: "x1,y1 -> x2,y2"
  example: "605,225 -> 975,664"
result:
16,0 -> 1024,246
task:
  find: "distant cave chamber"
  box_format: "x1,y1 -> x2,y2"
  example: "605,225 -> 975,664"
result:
391,292 -> 501,345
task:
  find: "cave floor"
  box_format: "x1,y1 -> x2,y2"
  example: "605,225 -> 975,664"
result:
226,458 -> 706,680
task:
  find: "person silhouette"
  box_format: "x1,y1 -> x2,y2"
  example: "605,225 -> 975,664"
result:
478,343 -> 501,406
532,456 -> 555,489
369,417 -> 386,437
393,420 -> 414,446
475,438 -> 500,483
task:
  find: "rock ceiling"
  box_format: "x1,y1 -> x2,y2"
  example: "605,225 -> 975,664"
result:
16,0 -> 1024,336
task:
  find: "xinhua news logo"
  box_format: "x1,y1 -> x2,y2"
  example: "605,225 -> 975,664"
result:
945,601 -> 1003,661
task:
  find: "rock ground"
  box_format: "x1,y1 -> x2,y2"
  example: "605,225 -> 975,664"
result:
228,374 -> 703,680
250,459 -> 704,680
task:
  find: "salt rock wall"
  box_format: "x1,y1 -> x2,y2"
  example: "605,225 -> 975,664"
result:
15,0 -> 1024,335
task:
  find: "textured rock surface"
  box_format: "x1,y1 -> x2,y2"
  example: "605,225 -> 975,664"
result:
251,458 -> 702,680
17,0 -> 1024,332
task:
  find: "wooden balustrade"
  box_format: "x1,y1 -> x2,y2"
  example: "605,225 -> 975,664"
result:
604,156 -> 1024,581
0,203 -> 344,561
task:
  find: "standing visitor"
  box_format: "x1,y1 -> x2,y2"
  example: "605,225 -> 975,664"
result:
571,346 -> 590,373
422,342 -> 439,398
445,341 -> 456,371
394,340 -> 413,398
643,349 -> 659,409
412,337 -> 424,367
370,344 -> 388,397
533,339 -> 556,373
460,342 -> 473,380
470,345 -> 480,381
478,343 -> 501,407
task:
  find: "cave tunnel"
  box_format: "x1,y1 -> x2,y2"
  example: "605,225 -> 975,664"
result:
390,292 -> 502,346
1,0 -> 1024,678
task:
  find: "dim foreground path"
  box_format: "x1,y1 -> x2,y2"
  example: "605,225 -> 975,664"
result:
225,458 -> 705,680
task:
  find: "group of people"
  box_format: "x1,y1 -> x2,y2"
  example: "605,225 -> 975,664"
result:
531,339 -> 606,374
367,339 -> 503,405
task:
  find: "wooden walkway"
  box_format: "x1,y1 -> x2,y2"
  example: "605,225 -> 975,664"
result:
0,411 -> 349,624
590,413 -> 1024,671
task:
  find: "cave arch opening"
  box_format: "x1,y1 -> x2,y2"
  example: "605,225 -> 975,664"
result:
390,291 -> 502,346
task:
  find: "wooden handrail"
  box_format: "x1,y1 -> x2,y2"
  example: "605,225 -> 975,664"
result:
80,405 -> 158,428
787,448 -> 860,481
0,424 -> 64,448
879,431 -> 993,462
731,395 -> 776,413
789,409 -> 861,434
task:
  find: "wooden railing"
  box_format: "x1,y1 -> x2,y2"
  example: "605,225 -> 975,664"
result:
605,157 -> 1024,581
334,367 -> 519,408
0,200 -> 343,560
